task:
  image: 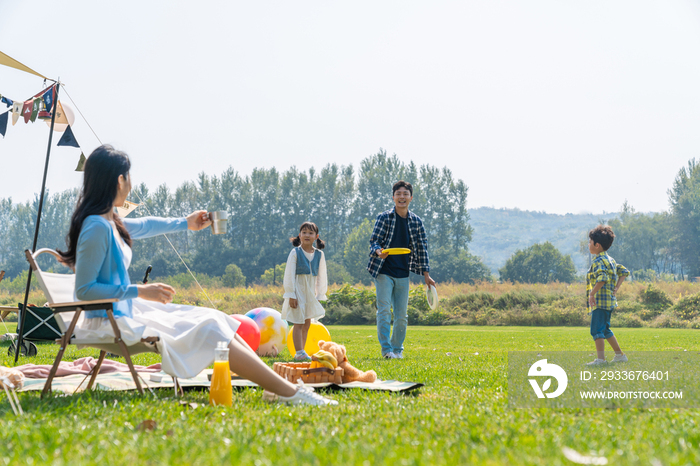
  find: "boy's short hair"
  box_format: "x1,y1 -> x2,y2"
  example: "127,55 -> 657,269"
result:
392,180 -> 413,196
589,225 -> 615,251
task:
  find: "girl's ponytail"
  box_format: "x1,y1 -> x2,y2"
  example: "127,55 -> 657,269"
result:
290,235 -> 301,247
315,237 -> 325,250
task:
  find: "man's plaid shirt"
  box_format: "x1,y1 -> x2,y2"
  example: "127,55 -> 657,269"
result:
367,207 -> 430,279
586,252 -> 629,311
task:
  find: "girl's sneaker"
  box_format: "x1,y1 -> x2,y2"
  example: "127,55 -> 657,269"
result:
586,358 -> 607,366
264,380 -> 338,406
294,351 -> 311,361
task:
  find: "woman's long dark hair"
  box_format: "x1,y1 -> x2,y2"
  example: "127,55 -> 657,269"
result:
58,144 -> 132,267
290,222 -> 325,250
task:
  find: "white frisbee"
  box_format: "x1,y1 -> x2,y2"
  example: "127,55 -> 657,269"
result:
426,285 -> 438,310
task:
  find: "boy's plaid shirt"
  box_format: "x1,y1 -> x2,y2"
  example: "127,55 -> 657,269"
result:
586,252 -> 630,311
366,207 -> 430,278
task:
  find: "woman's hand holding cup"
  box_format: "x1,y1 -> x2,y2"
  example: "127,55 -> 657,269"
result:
186,210 -> 212,231
138,283 -> 176,304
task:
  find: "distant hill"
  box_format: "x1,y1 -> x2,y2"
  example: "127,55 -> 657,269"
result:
467,207 -> 620,276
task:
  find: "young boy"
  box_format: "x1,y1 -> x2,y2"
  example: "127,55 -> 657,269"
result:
586,225 -> 630,365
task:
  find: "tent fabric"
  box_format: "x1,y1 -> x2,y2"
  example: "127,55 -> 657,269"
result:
0,51 -> 49,80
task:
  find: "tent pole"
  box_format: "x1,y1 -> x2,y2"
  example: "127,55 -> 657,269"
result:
15,82 -> 60,364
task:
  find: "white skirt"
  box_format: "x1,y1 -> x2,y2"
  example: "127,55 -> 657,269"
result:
281,274 -> 326,324
75,298 -> 240,379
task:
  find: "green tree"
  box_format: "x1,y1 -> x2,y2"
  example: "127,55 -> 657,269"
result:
326,260 -> 353,284
343,219 -> 374,285
499,242 -> 576,283
429,247 -> 491,284
668,159 -> 700,278
223,263 -> 246,288
259,263 -> 286,286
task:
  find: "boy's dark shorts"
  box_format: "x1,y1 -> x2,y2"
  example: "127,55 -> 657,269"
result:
590,308 -> 614,340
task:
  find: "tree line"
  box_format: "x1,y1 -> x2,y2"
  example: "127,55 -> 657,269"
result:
0,150 -> 490,286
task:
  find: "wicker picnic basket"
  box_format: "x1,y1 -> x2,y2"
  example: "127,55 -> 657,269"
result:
273,362 -> 343,384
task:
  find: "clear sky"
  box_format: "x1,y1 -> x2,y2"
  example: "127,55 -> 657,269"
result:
1,1 -> 699,215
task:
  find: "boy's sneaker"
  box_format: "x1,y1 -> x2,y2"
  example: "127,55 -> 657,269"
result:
264,380 -> 338,406
394,352 -> 404,359
383,352 -> 397,359
294,351 -> 311,361
612,354 -> 628,363
586,358 -> 607,366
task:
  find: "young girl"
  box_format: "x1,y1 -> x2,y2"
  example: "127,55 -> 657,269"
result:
281,222 -> 328,361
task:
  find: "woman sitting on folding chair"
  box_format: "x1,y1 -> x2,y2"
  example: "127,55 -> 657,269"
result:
56,144 -> 337,406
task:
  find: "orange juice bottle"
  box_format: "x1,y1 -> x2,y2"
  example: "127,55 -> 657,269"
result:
209,341 -> 233,407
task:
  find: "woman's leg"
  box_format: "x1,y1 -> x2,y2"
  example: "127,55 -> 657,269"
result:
292,323 -> 304,353
228,334 -> 297,397
301,319 -> 311,350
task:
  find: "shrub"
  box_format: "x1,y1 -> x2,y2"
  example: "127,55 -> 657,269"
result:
673,293 -> 700,320
447,292 -> 495,314
639,284 -> 673,309
326,261 -> 353,285
651,314 -> 688,329
493,290 -> 542,310
610,313 -> 644,328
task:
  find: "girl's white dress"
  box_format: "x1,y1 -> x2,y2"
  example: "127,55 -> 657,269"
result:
74,222 -> 240,379
281,247 -> 328,324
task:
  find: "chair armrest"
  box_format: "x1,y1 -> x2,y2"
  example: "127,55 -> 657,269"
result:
48,299 -> 118,313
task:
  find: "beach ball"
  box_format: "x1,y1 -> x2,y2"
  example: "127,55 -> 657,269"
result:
287,321 -> 332,356
245,308 -> 288,357
229,314 -> 261,352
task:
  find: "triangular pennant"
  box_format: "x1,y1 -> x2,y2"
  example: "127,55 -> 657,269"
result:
0,95 -> 12,108
11,101 -> 21,125
75,152 -> 86,172
57,124 -> 79,147
116,200 -> 140,218
0,111 -> 7,137
22,101 -> 32,123
30,97 -> 41,122
42,85 -> 55,113
53,100 -> 68,125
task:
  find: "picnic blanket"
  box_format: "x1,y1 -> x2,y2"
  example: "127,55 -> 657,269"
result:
19,368 -> 423,394
15,357 -> 162,378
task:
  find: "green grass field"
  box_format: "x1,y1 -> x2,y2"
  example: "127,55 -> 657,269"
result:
0,325 -> 698,465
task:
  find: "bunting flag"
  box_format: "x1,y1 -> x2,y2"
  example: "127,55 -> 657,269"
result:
22,100 -> 32,123
11,101 -> 21,125
57,124 -> 79,147
0,95 -> 11,108
0,111 -> 7,137
42,85 -> 55,113
116,200 -> 140,218
75,152 -> 86,171
30,97 -> 40,122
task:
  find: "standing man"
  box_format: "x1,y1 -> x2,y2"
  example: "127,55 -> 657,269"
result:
367,180 -> 436,359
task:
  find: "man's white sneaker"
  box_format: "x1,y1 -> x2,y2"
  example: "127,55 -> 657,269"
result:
383,352 -> 397,359
272,381 -> 338,406
586,358 -> 607,366
394,352 -> 404,359
612,354 -> 628,363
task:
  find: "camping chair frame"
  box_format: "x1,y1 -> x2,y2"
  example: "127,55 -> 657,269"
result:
24,249 -> 175,398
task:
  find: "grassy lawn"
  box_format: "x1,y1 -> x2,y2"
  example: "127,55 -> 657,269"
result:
0,325 -> 698,465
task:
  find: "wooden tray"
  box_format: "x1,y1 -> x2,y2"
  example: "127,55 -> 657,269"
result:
273,362 -> 343,384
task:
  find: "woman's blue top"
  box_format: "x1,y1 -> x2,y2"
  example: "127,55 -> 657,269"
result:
74,215 -> 188,318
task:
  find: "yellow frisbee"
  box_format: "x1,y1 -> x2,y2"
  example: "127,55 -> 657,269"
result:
382,248 -> 411,255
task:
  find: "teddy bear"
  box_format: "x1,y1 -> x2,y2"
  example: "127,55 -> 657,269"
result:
318,340 -> 377,383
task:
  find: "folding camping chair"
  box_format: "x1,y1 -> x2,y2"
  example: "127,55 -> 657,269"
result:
24,248 -> 178,398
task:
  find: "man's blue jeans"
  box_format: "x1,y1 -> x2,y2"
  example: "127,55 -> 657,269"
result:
374,274 -> 410,356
